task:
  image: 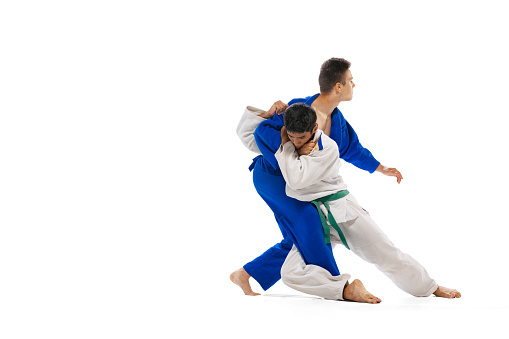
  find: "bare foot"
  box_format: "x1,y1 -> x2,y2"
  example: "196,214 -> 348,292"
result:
433,286 -> 461,298
230,268 -> 261,296
343,279 -> 381,304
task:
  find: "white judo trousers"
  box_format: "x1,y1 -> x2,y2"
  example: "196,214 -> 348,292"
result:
281,195 -> 438,300
273,130 -> 438,300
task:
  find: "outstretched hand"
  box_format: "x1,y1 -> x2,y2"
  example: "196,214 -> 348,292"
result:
377,165 -> 403,184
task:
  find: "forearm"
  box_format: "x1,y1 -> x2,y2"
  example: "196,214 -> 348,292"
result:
342,151 -> 380,173
275,147 -> 311,190
258,110 -> 273,119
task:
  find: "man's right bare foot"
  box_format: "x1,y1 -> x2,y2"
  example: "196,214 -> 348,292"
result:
343,279 -> 381,304
230,268 -> 261,296
433,286 -> 461,299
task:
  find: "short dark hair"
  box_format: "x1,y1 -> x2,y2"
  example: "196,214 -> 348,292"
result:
284,103 -> 317,133
318,58 -> 351,94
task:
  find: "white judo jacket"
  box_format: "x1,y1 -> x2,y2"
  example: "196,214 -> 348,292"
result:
275,130 -> 360,224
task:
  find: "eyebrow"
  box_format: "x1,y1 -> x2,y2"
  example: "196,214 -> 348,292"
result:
287,133 -> 306,139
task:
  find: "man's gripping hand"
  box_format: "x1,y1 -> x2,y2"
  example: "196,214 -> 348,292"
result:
260,100 -> 288,119
280,126 -> 290,145
297,140 -> 315,156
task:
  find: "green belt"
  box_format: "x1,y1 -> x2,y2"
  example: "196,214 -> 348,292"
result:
310,190 -> 351,250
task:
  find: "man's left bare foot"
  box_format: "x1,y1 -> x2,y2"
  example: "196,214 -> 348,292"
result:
230,268 -> 261,296
433,286 -> 461,298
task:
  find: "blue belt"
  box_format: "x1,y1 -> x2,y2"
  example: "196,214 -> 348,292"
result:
248,155 -> 262,172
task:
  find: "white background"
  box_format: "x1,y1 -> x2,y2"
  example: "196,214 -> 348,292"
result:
1,1 -> 508,338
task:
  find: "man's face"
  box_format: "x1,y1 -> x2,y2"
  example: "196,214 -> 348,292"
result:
339,69 -> 355,101
287,130 -> 314,150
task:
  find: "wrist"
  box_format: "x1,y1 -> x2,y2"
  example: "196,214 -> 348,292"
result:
259,111 -> 272,119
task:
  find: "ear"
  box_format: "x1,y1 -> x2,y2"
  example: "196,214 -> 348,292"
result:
312,123 -> 318,133
335,82 -> 342,94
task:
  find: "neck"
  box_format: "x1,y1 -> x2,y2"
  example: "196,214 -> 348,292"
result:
313,92 -> 341,115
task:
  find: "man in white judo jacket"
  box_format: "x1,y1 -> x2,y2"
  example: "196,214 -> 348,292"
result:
275,102 -> 437,301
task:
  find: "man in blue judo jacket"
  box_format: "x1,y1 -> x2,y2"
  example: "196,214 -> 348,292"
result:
230,58 -> 460,301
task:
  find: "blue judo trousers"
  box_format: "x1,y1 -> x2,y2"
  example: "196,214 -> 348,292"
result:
243,94 -> 381,291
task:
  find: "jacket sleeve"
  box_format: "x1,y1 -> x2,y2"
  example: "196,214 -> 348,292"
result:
275,138 -> 340,190
253,114 -> 285,169
236,106 -> 267,154
339,117 -> 380,173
